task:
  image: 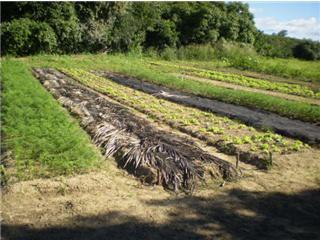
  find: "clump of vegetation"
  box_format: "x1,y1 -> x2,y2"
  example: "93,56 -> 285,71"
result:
1,2 -> 257,56
1,59 -> 103,180
255,30 -> 320,61
2,1 -> 319,85
293,41 -> 320,61
1,18 -> 57,55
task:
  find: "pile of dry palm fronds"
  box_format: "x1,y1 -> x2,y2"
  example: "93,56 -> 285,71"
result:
33,68 -> 240,192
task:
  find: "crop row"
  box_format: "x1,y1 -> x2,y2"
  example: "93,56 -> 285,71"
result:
149,61 -> 320,99
62,68 -> 308,162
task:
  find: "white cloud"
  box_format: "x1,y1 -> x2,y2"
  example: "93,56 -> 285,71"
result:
249,8 -> 263,14
255,17 -> 320,41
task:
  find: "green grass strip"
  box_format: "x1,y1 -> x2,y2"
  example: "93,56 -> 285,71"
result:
1,59 -> 102,180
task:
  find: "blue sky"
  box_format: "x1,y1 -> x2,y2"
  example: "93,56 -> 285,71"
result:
246,1 -> 320,40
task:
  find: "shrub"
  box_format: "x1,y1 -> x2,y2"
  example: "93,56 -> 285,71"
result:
31,22 -> 58,54
293,41 -> 320,60
79,20 -> 111,52
144,47 -> 159,58
160,47 -> 177,61
176,44 -> 216,61
213,41 -> 260,70
145,20 -> 178,49
156,42 -> 258,65
50,19 -> 81,54
1,18 -> 57,56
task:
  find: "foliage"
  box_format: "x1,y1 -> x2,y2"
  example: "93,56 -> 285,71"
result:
1,59 -> 102,180
145,20 -> 178,49
1,18 -> 57,55
1,2 -> 258,56
74,2 -> 127,23
176,44 -> 216,61
79,20 -> 111,52
277,30 -> 288,37
50,19 -> 82,53
110,9 -> 145,52
1,2 -> 76,23
164,2 -> 256,46
1,1 -> 319,61
254,31 -> 320,60
293,41 -> 320,61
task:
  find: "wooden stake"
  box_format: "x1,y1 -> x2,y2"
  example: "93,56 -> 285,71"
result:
236,151 -> 240,169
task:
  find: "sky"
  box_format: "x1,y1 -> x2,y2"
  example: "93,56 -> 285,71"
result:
247,1 -> 320,41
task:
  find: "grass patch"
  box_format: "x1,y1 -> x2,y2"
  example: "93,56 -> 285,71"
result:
1,59 -> 103,180
231,56 -> 320,83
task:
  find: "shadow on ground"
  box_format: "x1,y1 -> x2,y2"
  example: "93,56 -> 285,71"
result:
2,189 -> 320,240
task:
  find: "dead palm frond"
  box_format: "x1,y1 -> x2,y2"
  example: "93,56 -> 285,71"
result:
122,140 -> 199,191
93,122 -> 137,158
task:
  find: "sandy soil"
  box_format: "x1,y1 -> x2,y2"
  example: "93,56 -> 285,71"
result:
2,149 -> 320,240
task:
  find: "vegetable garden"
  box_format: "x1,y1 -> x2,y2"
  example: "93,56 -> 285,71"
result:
2,54 -> 320,193
2,1 -> 320,238
62,68 -> 309,168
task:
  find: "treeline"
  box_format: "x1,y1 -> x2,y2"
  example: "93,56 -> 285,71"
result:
255,31 -> 320,60
1,2 -> 319,60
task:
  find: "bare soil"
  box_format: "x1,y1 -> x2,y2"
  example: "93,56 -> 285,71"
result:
93,70 -> 320,144
2,150 -> 320,240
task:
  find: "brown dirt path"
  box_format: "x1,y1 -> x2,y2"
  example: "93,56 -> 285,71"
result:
2,149 -> 320,240
179,74 -> 320,106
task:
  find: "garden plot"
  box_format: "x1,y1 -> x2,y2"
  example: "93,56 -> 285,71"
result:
61,68 -> 311,169
148,61 -> 320,99
33,68 -> 240,192
91,70 -> 320,145
180,74 -> 320,106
